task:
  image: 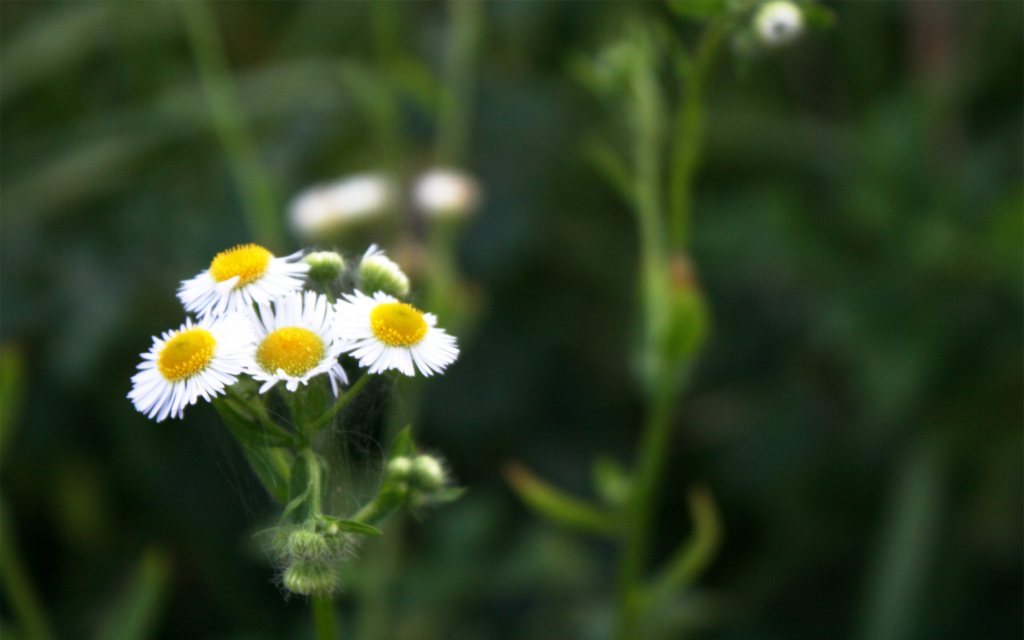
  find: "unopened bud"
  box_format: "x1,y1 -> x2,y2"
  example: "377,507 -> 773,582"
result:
386,456 -> 413,481
303,251 -> 345,282
755,1 -> 804,47
410,455 -> 446,492
663,255 -> 710,361
413,169 -> 481,221
287,529 -> 330,562
283,560 -> 340,596
358,245 -> 410,299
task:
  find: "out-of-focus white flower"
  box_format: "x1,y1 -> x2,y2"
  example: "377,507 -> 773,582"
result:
755,1 -> 804,47
289,173 -> 397,240
178,244 -> 308,319
412,169 -> 481,220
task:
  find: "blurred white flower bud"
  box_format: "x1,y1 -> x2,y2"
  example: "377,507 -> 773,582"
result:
358,244 -> 410,299
413,169 -> 481,220
289,173 -> 397,240
386,456 -> 413,481
755,1 -> 804,47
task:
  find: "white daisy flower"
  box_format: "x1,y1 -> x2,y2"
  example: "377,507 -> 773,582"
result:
335,290 -> 459,377
129,313 -> 253,422
244,290 -> 349,394
755,1 -> 804,47
178,244 -> 309,319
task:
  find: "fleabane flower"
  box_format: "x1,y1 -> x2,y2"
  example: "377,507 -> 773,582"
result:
178,244 -> 309,319
335,290 -> 458,377
129,313 -> 253,422
244,290 -> 349,394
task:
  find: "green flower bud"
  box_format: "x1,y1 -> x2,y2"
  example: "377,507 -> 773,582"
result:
283,560 -> 340,596
303,251 -> 345,282
410,455 -> 446,492
287,529 -> 330,562
663,255 -> 710,362
386,456 -> 413,481
358,245 -> 410,299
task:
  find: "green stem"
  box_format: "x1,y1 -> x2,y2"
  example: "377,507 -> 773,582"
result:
311,594 -> 339,640
0,497 -> 57,640
668,18 -> 730,250
306,374 -> 375,435
178,0 -> 281,250
614,384 -> 680,640
434,0 -> 482,166
222,386 -> 298,445
300,449 -> 323,517
646,485 -> 722,606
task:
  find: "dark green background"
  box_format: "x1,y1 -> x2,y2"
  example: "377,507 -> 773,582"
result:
1,2 -> 1021,639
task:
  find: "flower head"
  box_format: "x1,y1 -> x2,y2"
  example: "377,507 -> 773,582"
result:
358,245 -> 410,299
755,1 -> 804,47
129,313 -> 253,422
178,244 -> 309,319
303,251 -> 346,282
335,290 -> 459,377
244,290 -> 349,394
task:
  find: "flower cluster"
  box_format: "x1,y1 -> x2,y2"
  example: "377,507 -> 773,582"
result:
130,244 -> 459,422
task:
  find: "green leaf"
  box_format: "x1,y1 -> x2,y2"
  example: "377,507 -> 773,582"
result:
800,2 -> 837,29
317,515 -> 382,538
504,462 -> 619,537
389,426 -> 417,459
0,347 -> 25,463
285,378 -> 329,432
212,398 -> 291,503
93,547 -> 172,640
592,457 -> 631,506
212,397 -> 296,448
667,0 -> 726,20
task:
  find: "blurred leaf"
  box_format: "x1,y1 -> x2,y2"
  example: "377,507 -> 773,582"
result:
800,2 -> 837,29
93,547 -> 172,640
648,486 -> 723,603
429,487 -> 467,504
211,397 -> 297,449
317,516 -> 382,538
0,348 -> 25,463
592,456 -> 631,507
0,497 -> 56,640
504,462 -> 618,537
584,137 -> 636,208
667,0 -> 726,20
390,426 -> 417,459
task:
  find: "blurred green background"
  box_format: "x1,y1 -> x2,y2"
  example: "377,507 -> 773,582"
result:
1,1 -> 1021,639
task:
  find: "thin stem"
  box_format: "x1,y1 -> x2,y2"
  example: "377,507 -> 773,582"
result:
300,449 -> 323,517
306,374 -> 375,435
614,384 -> 680,640
311,594 -> 339,640
178,0 -> 281,250
646,485 -> 722,606
668,17 -> 730,250
434,0 -> 482,166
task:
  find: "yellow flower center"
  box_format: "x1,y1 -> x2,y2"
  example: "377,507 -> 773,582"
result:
157,328 -> 216,381
370,302 -> 428,347
256,327 -> 325,376
209,244 -> 273,287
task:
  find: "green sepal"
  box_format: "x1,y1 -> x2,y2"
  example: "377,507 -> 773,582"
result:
799,2 -> 836,29
316,515 -> 382,538
389,426 -> 417,459
504,462 -> 619,537
592,457 -> 632,507
667,0 -> 726,20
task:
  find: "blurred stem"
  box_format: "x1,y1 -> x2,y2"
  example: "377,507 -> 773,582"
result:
668,17 -> 729,251
300,449 -> 323,517
307,374 -> 375,434
179,0 -> 281,250
434,0 -> 482,166
646,486 -> 722,606
614,383 -> 680,640
0,497 -> 57,640
312,595 -> 339,640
